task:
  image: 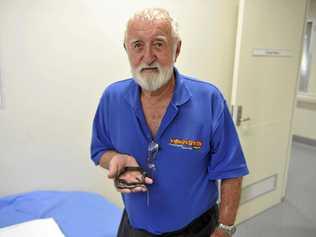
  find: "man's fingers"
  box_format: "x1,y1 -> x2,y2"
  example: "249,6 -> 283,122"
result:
116,188 -> 132,193
116,175 -> 153,185
116,186 -> 147,193
132,186 -> 147,192
108,163 -> 119,179
144,177 -> 154,184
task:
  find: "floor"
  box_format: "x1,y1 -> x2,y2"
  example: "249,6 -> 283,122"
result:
236,142 -> 316,237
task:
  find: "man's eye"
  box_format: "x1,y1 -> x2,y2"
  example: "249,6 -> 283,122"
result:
154,42 -> 163,48
133,43 -> 142,49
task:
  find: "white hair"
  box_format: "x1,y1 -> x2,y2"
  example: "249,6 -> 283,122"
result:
124,8 -> 180,45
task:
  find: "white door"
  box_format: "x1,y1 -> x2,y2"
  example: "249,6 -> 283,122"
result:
231,0 -> 307,223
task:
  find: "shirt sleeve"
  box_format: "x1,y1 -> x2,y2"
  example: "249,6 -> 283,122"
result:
90,91 -> 115,165
207,100 -> 249,180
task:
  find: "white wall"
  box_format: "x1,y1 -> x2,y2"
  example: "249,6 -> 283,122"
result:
307,0 -> 316,93
0,0 -> 239,206
293,101 -> 316,140
293,0 -> 316,140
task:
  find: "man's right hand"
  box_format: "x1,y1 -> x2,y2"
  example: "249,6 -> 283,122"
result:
107,154 -> 153,193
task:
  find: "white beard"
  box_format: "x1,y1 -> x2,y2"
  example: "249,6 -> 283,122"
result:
131,63 -> 174,91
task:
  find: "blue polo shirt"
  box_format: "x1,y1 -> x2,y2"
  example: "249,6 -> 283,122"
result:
90,68 -> 249,234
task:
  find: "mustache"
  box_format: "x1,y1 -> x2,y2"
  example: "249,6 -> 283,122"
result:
137,63 -> 161,72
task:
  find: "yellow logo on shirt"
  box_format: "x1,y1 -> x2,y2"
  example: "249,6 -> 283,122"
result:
169,138 -> 203,150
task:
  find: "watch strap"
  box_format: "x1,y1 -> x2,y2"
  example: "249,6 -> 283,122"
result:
217,223 -> 237,236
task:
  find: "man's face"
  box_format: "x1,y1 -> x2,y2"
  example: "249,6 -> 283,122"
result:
125,19 -> 180,91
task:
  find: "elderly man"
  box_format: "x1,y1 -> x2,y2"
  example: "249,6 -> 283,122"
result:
91,8 -> 249,237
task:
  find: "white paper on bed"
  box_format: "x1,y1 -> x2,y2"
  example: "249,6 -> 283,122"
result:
0,218 -> 65,237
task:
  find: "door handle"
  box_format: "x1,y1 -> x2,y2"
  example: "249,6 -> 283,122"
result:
231,105 -> 251,127
239,117 -> 251,127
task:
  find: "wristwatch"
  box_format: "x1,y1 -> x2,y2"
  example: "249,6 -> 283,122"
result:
217,223 -> 237,236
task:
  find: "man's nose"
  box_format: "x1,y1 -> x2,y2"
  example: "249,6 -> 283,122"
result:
143,46 -> 156,65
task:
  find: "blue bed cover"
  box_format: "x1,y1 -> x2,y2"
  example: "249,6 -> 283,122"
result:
0,191 -> 122,237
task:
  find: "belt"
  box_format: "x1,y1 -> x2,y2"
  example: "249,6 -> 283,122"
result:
161,204 -> 219,236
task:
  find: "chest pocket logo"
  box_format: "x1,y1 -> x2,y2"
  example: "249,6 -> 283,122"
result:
169,138 -> 203,150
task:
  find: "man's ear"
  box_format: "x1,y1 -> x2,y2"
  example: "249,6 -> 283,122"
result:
174,40 -> 182,62
123,42 -> 127,51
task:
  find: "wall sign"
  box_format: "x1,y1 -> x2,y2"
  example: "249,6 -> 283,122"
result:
253,48 -> 292,57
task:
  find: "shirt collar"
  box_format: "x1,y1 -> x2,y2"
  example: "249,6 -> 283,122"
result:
124,67 -> 192,110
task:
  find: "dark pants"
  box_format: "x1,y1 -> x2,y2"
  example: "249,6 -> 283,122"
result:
117,205 -> 219,237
